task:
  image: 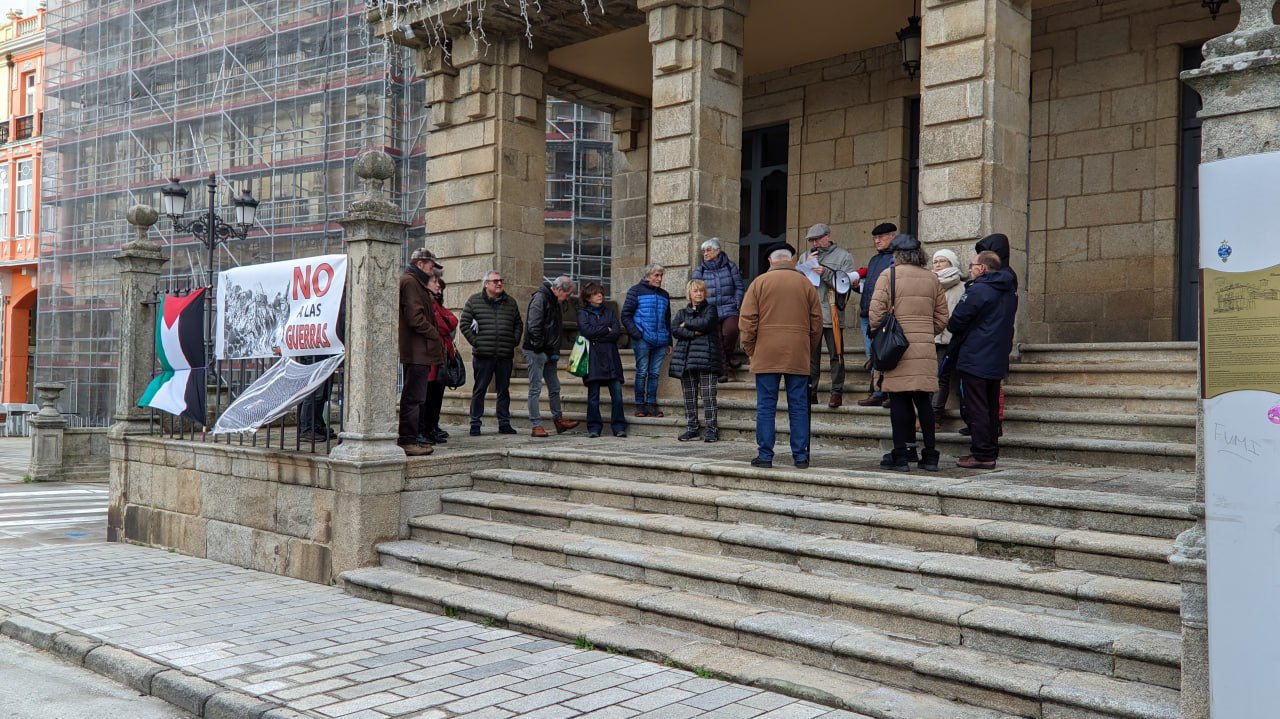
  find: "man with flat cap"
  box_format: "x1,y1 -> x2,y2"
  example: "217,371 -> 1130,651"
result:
803,223 -> 856,408
739,242 -> 823,469
856,222 -> 899,408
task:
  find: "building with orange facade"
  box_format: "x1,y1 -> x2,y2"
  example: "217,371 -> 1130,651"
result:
0,6 -> 43,405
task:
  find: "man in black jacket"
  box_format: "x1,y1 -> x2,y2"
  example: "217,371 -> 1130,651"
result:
524,276 -> 580,437
856,222 -> 898,408
947,250 -> 1018,470
460,270 -> 523,436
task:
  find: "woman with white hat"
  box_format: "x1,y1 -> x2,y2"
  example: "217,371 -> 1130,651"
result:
931,248 -> 967,430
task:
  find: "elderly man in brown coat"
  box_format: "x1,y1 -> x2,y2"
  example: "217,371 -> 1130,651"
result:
397,248 -> 446,456
868,235 -> 949,471
739,243 -> 823,469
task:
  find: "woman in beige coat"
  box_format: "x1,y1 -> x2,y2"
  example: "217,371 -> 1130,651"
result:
868,235 -> 949,471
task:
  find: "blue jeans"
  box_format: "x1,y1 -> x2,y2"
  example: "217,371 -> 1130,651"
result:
522,349 -> 562,428
586,380 -> 627,435
755,373 -> 810,463
632,338 -> 667,405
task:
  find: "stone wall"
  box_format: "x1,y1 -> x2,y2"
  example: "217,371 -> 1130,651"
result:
744,43 -> 917,270
1027,0 -> 1230,342
109,437 -> 496,585
62,428 -> 109,482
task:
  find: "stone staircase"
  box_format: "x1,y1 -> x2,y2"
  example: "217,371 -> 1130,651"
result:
439,341 -> 1198,471
343,442 -> 1193,719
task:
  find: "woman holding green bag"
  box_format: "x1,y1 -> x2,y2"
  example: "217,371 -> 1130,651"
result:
576,282 -> 627,438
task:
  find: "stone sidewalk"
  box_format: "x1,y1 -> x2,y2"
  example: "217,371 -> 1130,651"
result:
0,543 -> 867,719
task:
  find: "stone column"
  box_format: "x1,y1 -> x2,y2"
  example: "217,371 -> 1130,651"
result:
917,0 -> 1031,268
110,205 -> 166,438
328,150 -> 408,576
637,0 -> 748,296
1177,4 -> 1280,714
611,106 -> 651,295
27,382 -> 67,482
416,36 -> 547,307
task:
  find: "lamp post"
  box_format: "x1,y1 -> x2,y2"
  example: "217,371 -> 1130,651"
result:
159,173 -> 259,289
158,173 -> 259,364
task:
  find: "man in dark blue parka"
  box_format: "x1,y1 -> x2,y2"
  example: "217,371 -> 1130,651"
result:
946,246 -> 1017,470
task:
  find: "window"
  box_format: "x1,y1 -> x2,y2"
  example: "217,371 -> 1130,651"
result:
15,160 -> 32,237
22,72 -> 36,115
0,166 -> 8,241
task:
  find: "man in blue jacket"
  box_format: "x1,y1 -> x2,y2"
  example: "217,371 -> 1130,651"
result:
856,223 -> 898,408
946,250 -> 1018,470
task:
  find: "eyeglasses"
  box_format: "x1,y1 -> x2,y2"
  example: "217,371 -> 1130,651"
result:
968,263 -> 982,268
486,278 -> 505,284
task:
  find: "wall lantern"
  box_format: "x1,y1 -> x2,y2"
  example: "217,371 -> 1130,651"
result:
897,14 -> 922,79
1202,0 -> 1228,19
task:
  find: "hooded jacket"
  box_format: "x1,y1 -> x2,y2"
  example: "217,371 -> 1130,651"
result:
933,266 -> 966,345
975,233 -> 1018,289
946,267 -> 1019,380
691,253 -> 745,320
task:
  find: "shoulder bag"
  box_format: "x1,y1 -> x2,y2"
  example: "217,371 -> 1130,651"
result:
442,351 -> 467,389
870,265 -> 910,372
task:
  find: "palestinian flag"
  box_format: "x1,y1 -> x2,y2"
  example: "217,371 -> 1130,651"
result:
138,288 -> 208,424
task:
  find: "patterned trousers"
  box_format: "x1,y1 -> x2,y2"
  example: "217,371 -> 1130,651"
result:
680,371 -> 719,431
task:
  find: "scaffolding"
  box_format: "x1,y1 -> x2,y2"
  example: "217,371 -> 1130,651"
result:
544,96 -> 613,295
39,0 -> 429,424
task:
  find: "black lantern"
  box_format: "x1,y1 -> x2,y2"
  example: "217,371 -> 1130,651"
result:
159,177 -> 189,218
1202,0 -> 1228,19
898,15 -> 922,80
158,173 -> 257,289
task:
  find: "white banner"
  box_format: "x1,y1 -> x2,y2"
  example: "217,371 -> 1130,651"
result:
1200,150 -> 1280,718
211,355 -> 344,434
215,254 -> 346,359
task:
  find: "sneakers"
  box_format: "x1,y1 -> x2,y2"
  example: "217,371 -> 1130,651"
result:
704,428 -> 719,443
678,429 -> 701,442
531,426 -> 549,438
469,425 -> 481,437
750,457 -> 772,468
588,431 -> 601,438
614,431 -> 628,438
919,449 -> 940,472
553,417 -> 580,434
879,452 -> 909,471
399,443 -> 433,457
498,425 -> 517,435
855,395 -> 883,407
828,392 -> 843,409
956,455 -> 997,470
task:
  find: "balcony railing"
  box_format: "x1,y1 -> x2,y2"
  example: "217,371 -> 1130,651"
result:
0,121 -> 9,145
15,15 -> 41,37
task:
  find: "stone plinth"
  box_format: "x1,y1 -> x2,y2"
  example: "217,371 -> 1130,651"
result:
28,382 -> 68,482
111,205 -> 166,439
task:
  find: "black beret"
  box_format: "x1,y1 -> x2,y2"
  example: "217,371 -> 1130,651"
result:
871,222 -> 898,236
765,242 -> 797,257
889,234 -> 920,252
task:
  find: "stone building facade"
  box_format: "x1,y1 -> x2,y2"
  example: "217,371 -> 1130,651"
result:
374,0 -> 1232,345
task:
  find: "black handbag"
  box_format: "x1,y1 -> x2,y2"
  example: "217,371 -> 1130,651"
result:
442,351 -> 466,389
870,266 -> 910,372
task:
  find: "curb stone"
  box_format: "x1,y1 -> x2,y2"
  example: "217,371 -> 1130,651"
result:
0,608 -> 306,718
0,615 -> 63,650
152,669 -> 223,716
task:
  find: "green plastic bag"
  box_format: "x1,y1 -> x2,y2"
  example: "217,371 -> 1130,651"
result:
568,335 -> 590,377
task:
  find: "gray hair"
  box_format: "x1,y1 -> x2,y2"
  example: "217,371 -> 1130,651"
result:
481,269 -> 501,283
550,275 -> 575,292
894,248 -> 928,268
768,248 -> 793,263
700,238 -> 721,252
642,262 -> 665,278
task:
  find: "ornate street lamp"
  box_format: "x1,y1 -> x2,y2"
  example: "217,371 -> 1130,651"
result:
1202,0 -> 1228,19
159,173 -> 258,288
898,13 -> 922,80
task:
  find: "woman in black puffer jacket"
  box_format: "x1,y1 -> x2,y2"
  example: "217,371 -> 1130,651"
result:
668,279 -> 722,443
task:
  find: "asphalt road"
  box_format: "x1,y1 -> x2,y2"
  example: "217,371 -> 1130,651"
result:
0,634 -> 194,718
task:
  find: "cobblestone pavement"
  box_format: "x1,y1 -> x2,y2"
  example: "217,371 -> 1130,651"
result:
0,543 -> 864,719
0,437 -> 108,549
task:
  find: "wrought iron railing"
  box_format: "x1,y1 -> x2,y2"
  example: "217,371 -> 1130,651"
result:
144,277 -> 346,453
13,114 -> 34,141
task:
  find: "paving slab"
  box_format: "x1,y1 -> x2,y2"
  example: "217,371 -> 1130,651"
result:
0,542 -> 846,719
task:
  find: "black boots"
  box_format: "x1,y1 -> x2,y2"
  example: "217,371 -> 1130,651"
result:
919,448 -> 940,472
